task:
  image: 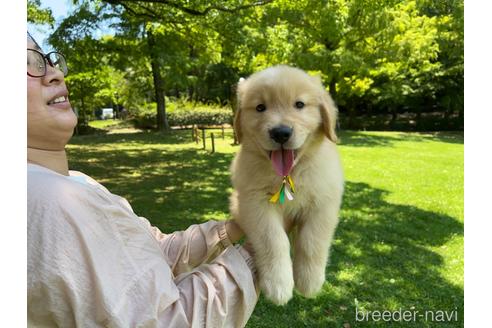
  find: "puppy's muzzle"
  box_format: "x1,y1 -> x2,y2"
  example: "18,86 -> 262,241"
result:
269,125 -> 293,145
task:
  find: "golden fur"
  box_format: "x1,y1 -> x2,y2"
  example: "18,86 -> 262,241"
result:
229,65 -> 344,305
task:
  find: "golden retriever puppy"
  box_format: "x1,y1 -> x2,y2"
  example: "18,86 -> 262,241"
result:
229,65 -> 344,305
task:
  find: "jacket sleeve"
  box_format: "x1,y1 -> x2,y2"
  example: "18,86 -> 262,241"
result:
170,245 -> 258,328
107,245 -> 259,328
139,218 -> 233,276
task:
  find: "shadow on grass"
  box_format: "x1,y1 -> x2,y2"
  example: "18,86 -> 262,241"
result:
248,182 -> 463,328
68,132 -> 234,232
68,131 -> 463,327
339,130 -> 464,148
71,130 -> 193,146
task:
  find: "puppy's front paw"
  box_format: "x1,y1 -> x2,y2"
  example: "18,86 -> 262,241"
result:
260,266 -> 294,305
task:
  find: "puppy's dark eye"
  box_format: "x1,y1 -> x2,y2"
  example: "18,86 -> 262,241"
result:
295,101 -> 305,109
256,104 -> 266,112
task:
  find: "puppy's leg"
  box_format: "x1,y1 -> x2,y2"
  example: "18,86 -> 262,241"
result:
293,206 -> 339,297
237,201 -> 294,305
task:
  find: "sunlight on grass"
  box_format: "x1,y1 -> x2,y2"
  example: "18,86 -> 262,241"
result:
88,119 -> 120,129
67,129 -> 463,327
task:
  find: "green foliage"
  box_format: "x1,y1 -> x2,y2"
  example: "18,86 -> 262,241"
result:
130,101 -> 233,129
28,0 -> 55,27
168,107 -> 233,126
44,0 -> 463,131
48,6 -> 135,123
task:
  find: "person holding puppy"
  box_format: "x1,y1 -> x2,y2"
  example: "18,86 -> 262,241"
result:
27,32 -> 258,327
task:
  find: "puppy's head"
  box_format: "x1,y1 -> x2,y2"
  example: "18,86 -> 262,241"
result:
234,65 -> 338,155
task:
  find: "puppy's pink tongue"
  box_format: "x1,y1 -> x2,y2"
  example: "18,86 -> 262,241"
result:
271,148 -> 295,176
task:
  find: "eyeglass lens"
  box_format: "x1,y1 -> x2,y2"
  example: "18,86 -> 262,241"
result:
27,50 -> 68,77
27,50 -> 46,77
48,52 -> 68,76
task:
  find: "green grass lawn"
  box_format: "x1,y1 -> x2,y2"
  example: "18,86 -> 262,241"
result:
67,129 -> 463,327
86,119 -> 125,129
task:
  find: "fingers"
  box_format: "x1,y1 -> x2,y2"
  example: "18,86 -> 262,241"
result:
225,219 -> 245,243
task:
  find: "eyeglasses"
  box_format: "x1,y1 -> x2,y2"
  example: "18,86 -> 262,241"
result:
27,48 -> 68,78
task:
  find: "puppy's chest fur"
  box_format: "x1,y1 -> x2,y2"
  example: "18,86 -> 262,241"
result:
231,143 -> 339,222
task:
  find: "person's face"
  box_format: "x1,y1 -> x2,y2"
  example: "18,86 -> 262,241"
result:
27,38 -> 77,150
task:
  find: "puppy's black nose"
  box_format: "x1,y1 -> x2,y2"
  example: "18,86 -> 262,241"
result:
269,125 -> 293,144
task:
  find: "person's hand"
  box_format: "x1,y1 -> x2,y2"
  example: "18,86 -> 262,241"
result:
225,219 -> 244,244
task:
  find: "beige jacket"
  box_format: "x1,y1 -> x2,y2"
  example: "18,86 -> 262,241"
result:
27,164 -> 258,327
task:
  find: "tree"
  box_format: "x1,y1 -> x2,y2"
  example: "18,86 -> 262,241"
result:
28,0 -> 55,27
48,0 -> 273,131
44,0 -> 463,131
48,4 -> 130,128
101,0 -> 273,131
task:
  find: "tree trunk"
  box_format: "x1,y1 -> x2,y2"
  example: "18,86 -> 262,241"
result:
329,79 -> 337,99
348,106 -> 356,129
80,95 -> 87,125
74,95 -> 87,135
390,106 -> 398,124
458,107 -> 464,129
414,99 -> 423,130
147,28 -> 170,132
415,106 -> 422,122
188,85 -> 194,100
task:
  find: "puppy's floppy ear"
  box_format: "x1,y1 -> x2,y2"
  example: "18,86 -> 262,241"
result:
233,106 -> 242,144
319,88 -> 339,143
310,74 -> 338,142
234,78 -> 247,143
